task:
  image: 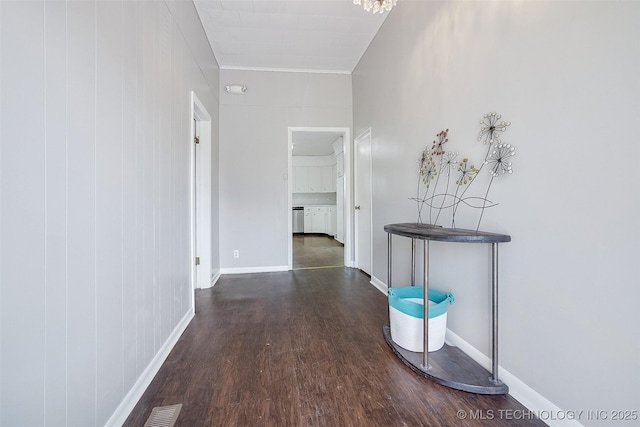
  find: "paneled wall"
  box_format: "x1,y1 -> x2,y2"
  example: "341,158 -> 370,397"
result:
0,1 -> 219,425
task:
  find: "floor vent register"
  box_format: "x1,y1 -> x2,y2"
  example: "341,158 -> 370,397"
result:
143,404 -> 183,427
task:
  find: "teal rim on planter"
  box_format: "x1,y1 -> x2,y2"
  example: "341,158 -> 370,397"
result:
388,287 -> 454,319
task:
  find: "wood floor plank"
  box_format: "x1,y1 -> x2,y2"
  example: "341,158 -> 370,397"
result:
123,267 -> 546,426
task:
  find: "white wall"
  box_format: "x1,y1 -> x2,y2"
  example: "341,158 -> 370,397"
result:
219,70 -> 351,271
353,0 -> 639,424
0,0 -> 219,425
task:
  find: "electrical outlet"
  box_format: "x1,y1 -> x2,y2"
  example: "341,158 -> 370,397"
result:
233,250 -> 239,259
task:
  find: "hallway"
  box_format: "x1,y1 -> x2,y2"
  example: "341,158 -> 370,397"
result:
124,268 -> 544,426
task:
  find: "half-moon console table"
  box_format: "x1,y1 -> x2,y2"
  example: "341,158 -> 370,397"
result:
383,223 -> 511,394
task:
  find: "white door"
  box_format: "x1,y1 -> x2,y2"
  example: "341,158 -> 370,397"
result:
193,119 -> 200,288
191,92 -> 213,293
354,129 -> 372,276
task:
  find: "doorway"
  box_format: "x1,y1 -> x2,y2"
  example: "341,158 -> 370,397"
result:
287,127 -> 352,270
190,92 -> 213,314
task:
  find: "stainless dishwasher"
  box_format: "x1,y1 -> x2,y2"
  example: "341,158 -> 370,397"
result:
292,206 -> 304,233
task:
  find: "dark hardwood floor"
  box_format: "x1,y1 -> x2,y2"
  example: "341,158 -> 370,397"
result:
124,267 -> 545,426
293,234 -> 344,269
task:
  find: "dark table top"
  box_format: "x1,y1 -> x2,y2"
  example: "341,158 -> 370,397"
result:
383,223 -> 510,243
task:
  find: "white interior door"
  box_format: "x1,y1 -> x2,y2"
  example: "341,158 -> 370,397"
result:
354,129 -> 372,275
194,119 -> 208,289
191,92 -> 213,295
193,119 -> 199,288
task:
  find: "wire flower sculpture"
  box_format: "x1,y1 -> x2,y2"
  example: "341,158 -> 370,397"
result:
432,151 -> 459,225
420,154 -> 437,185
415,149 -> 437,223
440,151 -> 458,176
455,158 -> 478,185
478,112 -> 510,145
418,145 -> 428,171
431,128 -> 449,156
424,130 -> 450,222
475,142 -> 516,230
413,146 -> 433,223
413,130 -> 452,223
411,112 -> 516,231
485,143 -> 515,177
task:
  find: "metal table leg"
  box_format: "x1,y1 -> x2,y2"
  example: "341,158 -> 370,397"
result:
411,238 -> 416,286
491,242 -> 500,384
422,240 -> 431,370
387,233 -> 392,288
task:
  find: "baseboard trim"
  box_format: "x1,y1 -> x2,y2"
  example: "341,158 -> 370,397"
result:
211,270 -> 221,287
197,270 -> 222,290
370,275 -> 388,295
220,265 -> 289,275
445,330 -> 583,427
368,277 -> 581,427
105,310 -> 194,427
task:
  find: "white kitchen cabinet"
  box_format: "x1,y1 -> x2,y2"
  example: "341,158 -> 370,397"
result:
303,207 -> 312,233
294,166 -> 309,193
302,206 -> 336,235
310,207 -> 327,233
307,167 -> 323,192
293,165 -> 335,193
329,206 -> 336,237
321,167 -> 333,192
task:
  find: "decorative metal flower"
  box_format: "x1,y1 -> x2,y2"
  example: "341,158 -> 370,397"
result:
456,158 -> 478,185
484,143 -> 515,177
431,129 -> 449,156
478,112 -> 510,145
440,152 -> 458,176
421,154 -> 437,185
418,146 -> 429,171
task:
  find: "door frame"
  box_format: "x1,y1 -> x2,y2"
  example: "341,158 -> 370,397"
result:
190,91 -> 213,313
354,128 -> 373,275
287,127 -> 353,269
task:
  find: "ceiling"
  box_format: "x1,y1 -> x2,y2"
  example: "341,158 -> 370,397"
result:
193,0 -> 390,73
291,131 -> 343,156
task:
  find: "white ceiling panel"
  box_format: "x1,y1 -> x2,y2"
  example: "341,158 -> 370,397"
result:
194,0 -> 391,73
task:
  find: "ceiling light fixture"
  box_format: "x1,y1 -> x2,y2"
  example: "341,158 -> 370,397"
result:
225,84 -> 247,95
353,0 -> 397,14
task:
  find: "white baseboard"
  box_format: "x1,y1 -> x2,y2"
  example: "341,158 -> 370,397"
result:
445,330 -> 583,427
220,265 -> 289,275
197,269 -> 222,289
370,275 -> 388,295
105,310 -> 194,427
211,270 -> 221,287
368,277 -> 581,427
